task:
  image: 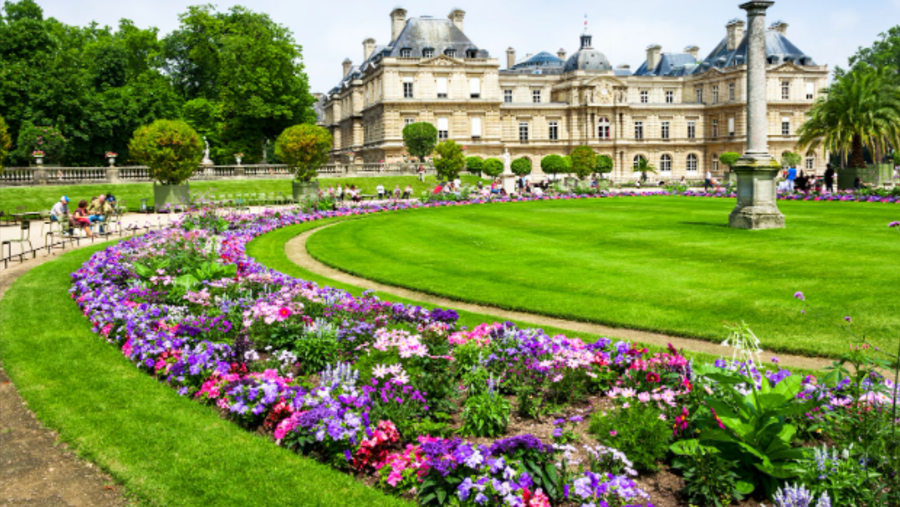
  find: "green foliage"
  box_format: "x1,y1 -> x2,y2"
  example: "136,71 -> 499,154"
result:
633,155 -> 656,174
465,155 -> 483,175
719,152 -> 741,169
569,145 -> 595,180
274,124 -> 332,182
460,387 -> 509,437
588,403 -> 672,472
510,156 -> 532,177
14,123 -> 67,163
794,445 -> 879,505
540,154 -> 567,175
401,122 -> 437,162
433,140 -> 465,181
129,119 -> 203,185
0,115 -> 10,170
481,157 -> 503,178
671,440 -> 747,506
595,154 -> 613,174
781,151 -> 802,168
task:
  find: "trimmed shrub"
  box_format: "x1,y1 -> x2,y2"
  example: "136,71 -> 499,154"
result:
482,157 -> 503,178
510,156 -> 532,177
719,152 -> 741,172
541,154 -> 567,176
402,122 -> 437,162
129,119 -> 203,185
275,124 -> 333,182
466,155 -> 484,175
595,154 -> 613,174
570,145 -> 596,179
433,140 -> 465,181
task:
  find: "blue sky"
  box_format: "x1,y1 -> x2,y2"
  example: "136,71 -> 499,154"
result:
32,0 -> 900,92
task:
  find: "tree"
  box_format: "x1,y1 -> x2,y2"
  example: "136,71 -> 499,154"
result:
633,155 -> 656,174
595,154 -> 613,174
402,122 -> 437,162
129,119 -> 202,185
719,152 -> 741,172
510,156 -> 532,177
482,157 -> 503,178
0,115 -> 10,171
14,123 -> 67,163
541,154 -> 567,177
569,145 -> 596,180
465,155 -> 484,175
798,66 -> 900,169
781,151 -> 802,168
274,124 -> 332,182
433,140 -> 465,181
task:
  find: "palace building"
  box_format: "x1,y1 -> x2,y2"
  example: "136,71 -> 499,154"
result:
320,8 -> 828,181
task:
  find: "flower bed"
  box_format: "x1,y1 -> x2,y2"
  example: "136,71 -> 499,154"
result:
70,195 -> 899,506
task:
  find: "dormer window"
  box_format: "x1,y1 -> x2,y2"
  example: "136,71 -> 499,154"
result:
400,48 -> 411,58
466,49 -> 478,58
444,48 -> 456,57
422,48 -> 434,58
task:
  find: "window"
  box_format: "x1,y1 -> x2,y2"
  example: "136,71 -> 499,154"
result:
402,80 -> 414,98
782,81 -> 790,100
712,119 -> 718,137
598,117 -> 610,139
532,89 -> 541,103
640,90 -> 649,103
695,87 -> 703,103
634,121 -> 643,140
404,117 -> 415,126
687,121 -> 696,139
445,48 -> 456,57
712,85 -> 719,104
400,48 -> 411,58
465,49 -> 478,58
661,121 -> 670,139
686,154 -> 698,173
712,155 -> 719,172
519,121 -> 529,141
665,90 -> 674,104
633,155 -> 646,170
504,89 -> 513,103
423,48 -> 434,58
728,117 -> 735,136
548,121 -> 558,140
781,116 -> 790,136
437,117 -> 449,140
660,154 -> 672,173
470,117 -> 482,138
806,82 -> 815,100
469,77 -> 481,98
436,77 -> 448,98
805,155 -> 814,170
729,82 -> 735,101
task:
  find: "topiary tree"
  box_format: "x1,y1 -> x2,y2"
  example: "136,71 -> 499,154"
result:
569,145 -> 596,180
541,154 -> 567,178
719,152 -> 741,173
129,119 -> 203,185
781,151 -> 802,168
466,155 -> 484,175
274,124 -> 332,182
433,140 -> 465,181
15,122 -> 68,164
402,122 -> 438,162
0,116 -> 10,173
482,157 -> 503,178
595,154 -> 613,175
510,156 -> 532,177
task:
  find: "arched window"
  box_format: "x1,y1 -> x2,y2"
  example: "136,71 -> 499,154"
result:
660,154 -> 672,173
598,117 -> 610,139
686,153 -> 698,173
633,155 -> 647,169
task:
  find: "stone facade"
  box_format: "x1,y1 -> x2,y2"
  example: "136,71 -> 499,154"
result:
321,8 -> 828,182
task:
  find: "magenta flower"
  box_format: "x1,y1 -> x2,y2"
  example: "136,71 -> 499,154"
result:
889,221 -> 900,228
793,291 -> 805,301
844,316 -> 852,323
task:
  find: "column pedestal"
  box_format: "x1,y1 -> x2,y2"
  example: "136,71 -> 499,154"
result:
728,154 -> 784,230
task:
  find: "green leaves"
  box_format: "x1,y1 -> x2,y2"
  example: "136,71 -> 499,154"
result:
129,119 -> 203,185
274,124 -> 332,182
433,140 -> 465,181
402,122 -> 437,162
510,156 -> 532,177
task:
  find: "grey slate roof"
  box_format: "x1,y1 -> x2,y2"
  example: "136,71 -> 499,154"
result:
563,34 -> 611,73
633,53 -> 700,77
694,29 -> 816,74
503,51 -> 565,75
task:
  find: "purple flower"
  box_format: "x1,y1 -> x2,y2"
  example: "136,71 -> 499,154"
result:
844,316 -> 852,323
889,221 -> 900,228
793,291 -> 805,301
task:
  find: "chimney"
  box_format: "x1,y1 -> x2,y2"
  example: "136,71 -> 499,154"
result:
557,48 -> 566,60
506,47 -> 515,69
342,58 -> 352,77
726,19 -> 745,51
684,45 -> 699,60
390,7 -> 407,42
362,38 -> 375,60
770,20 -> 788,35
448,8 -> 465,33
646,44 -> 662,71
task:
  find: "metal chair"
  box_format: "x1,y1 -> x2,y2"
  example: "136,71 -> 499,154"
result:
2,218 -> 34,259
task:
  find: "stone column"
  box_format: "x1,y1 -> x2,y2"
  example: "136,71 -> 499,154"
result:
729,0 -> 785,229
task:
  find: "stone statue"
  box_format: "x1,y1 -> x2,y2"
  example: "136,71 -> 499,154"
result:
201,136 -> 213,166
502,148 -> 512,175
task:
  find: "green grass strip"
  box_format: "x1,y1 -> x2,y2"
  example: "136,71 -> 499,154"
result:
0,244 -> 407,507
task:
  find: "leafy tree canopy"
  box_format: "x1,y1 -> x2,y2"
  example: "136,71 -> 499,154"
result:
433,140 -> 465,181
465,155 -> 484,175
274,124 -> 332,182
595,154 -> 613,174
510,157 -> 532,177
569,145 -> 595,179
540,154 -> 567,175
482,157 -> 503,177
402,122 -> 437,162
719,152 -> 741,169
128,119 -> 203,185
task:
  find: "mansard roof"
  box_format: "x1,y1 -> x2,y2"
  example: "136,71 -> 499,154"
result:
694,28 -> 816,74
633,53 -> 699,77
385,16 -> 489,59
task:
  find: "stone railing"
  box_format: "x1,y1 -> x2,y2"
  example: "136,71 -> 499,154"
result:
0,162 -> 435,187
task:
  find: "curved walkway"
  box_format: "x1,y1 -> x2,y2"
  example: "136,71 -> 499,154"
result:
287,224 -> 834,372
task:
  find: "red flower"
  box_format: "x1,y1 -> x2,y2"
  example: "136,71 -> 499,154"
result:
645,372 -> 661,383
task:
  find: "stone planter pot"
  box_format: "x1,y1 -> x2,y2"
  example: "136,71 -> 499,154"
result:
235,157 -> 242,165
292,180 -> 319,203
34,156 -> 43,166
108,157 -> 116,167
153,183 -> 191,210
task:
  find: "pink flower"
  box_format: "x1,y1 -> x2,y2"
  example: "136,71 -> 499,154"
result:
278,307 -> 292,319
609,430 -> 617,437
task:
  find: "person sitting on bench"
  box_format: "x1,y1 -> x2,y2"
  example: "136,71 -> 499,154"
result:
88,194 -> 114,233
50,195 -> 73,235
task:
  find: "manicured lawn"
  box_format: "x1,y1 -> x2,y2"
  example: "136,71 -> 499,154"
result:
0,174 -> 482,215
0,244 -> 406,506
306,196 -> 900,358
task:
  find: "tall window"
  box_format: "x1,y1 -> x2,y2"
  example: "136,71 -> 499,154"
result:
532,89 -> 541,103
806,82 -> 815,100
470,117 -> 482,138
665,90 -> 674,103
782,81 -> 790,100
633,155 -> 646,170
781,116 -> 790,136
436,77 -> 448,98
634,121 -> 643,140
445,48 -> 456,57
729,82 -> 735,101
805,155 -> 814,170
660,154 -> 672,173
504,89 -> 513,103
469,77 -> 481,98
661,121 -> 670,139
640,90 -> 649,103
712,119 -> 718,137
400,48 -> 411,58
598,117 -> 610,139
695,87 -> 703,103
548,121 -> 558,140
712,85 -> 719,104
686,154 -> 698,173
519,122 -> 529,141
712,156 -> 719,172
437,117 -> 449,140
422,48 -> 434,58
728,117 -> 735,136
402,80 -> 414,98
687,121 -> 696,139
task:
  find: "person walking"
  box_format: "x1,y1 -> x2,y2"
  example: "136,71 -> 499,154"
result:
376,183 -> 385,200
704,170 -> 712,192
824,164 -> 835,193
786,165 -> 797,192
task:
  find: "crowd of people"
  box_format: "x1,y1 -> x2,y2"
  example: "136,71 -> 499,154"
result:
49,193 -> 117,239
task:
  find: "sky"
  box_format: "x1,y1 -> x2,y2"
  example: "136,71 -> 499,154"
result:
31,0 -> 900,92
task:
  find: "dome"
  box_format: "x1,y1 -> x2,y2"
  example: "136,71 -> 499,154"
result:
563,34 -> 611,73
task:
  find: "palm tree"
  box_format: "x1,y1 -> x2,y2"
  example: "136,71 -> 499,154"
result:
798,66 -> 900,168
